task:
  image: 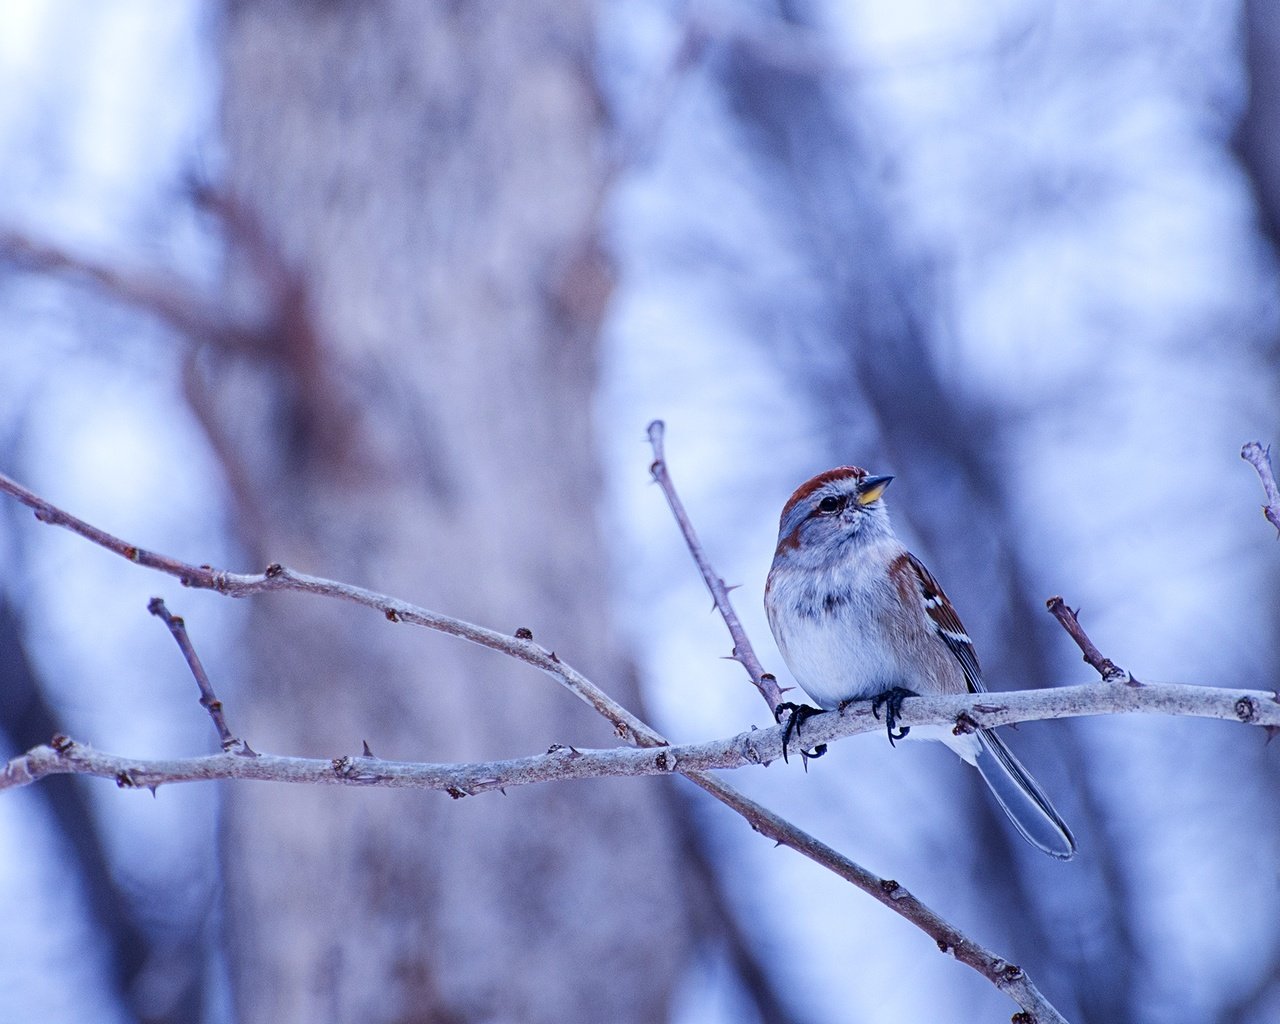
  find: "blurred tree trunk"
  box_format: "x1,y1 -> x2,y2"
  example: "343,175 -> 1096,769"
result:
206,3 -> 688,1021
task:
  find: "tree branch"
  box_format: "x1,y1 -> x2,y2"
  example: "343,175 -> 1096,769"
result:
0,467 -> 661,747
1242,441 -> 1280,536
1045,597 -> 1130,683
646,419 -> 787,712
682,772 -> 1066,1024
147,597 -> 241,751
0,734 -> 730,795
3,678 -> 1274,795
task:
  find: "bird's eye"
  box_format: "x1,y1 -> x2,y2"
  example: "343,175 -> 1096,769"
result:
817,496 -> 842,514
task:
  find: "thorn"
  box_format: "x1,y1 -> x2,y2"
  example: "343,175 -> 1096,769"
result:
239,740 -> 259,757
148,785 -> 159,798
362,740 -> 375,758
724,583 -> 742,594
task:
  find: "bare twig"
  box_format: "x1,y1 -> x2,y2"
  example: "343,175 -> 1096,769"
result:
646,420 -> 787,713
0,466 -> 1072,1022
1045,597 -> 1130,683
147,598 -> 240,751
1242,441 -> 1280,536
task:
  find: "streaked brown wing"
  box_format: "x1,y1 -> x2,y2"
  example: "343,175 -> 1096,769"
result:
904,552 -> 985,694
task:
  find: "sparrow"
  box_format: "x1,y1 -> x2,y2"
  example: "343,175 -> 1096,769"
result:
764,466 -> 1076,860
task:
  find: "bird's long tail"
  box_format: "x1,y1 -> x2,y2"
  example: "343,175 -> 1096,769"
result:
973,728 -> 1076,860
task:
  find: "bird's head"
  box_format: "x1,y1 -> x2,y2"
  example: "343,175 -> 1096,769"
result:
772,466 -> 895,566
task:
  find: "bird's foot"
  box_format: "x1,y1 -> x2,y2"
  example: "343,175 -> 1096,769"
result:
870,687 -> 919,747
774,702 -> 828,765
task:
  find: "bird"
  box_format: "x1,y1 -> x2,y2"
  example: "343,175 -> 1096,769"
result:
764,466 -> 1076,860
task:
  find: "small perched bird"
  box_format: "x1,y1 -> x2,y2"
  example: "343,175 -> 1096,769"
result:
764,466 -> 1076,860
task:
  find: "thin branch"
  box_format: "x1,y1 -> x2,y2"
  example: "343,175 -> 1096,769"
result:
147,598 -> 240,751
1242,441 -> 1280,536
1045,597 -> 1130,683
690,771 -> 1067,1024
0,467 -> 660,747
646,420 -> 787,713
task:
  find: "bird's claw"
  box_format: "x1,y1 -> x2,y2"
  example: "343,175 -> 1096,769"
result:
775,702 -> 827,765
870,687 -> 918,747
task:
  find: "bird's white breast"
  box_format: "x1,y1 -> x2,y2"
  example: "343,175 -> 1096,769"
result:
766,540 -> 918,709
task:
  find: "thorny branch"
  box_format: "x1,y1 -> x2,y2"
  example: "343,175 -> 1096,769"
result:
646,420 -> 787,713
0,469 -> 659,747
1242,441 -> 1280,536
5,678 -> 1275,794
1045,597 -> 1130,683
147,598 -> 240,751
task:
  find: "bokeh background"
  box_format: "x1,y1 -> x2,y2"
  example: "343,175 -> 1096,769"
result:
1,2 -> 1278,1022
